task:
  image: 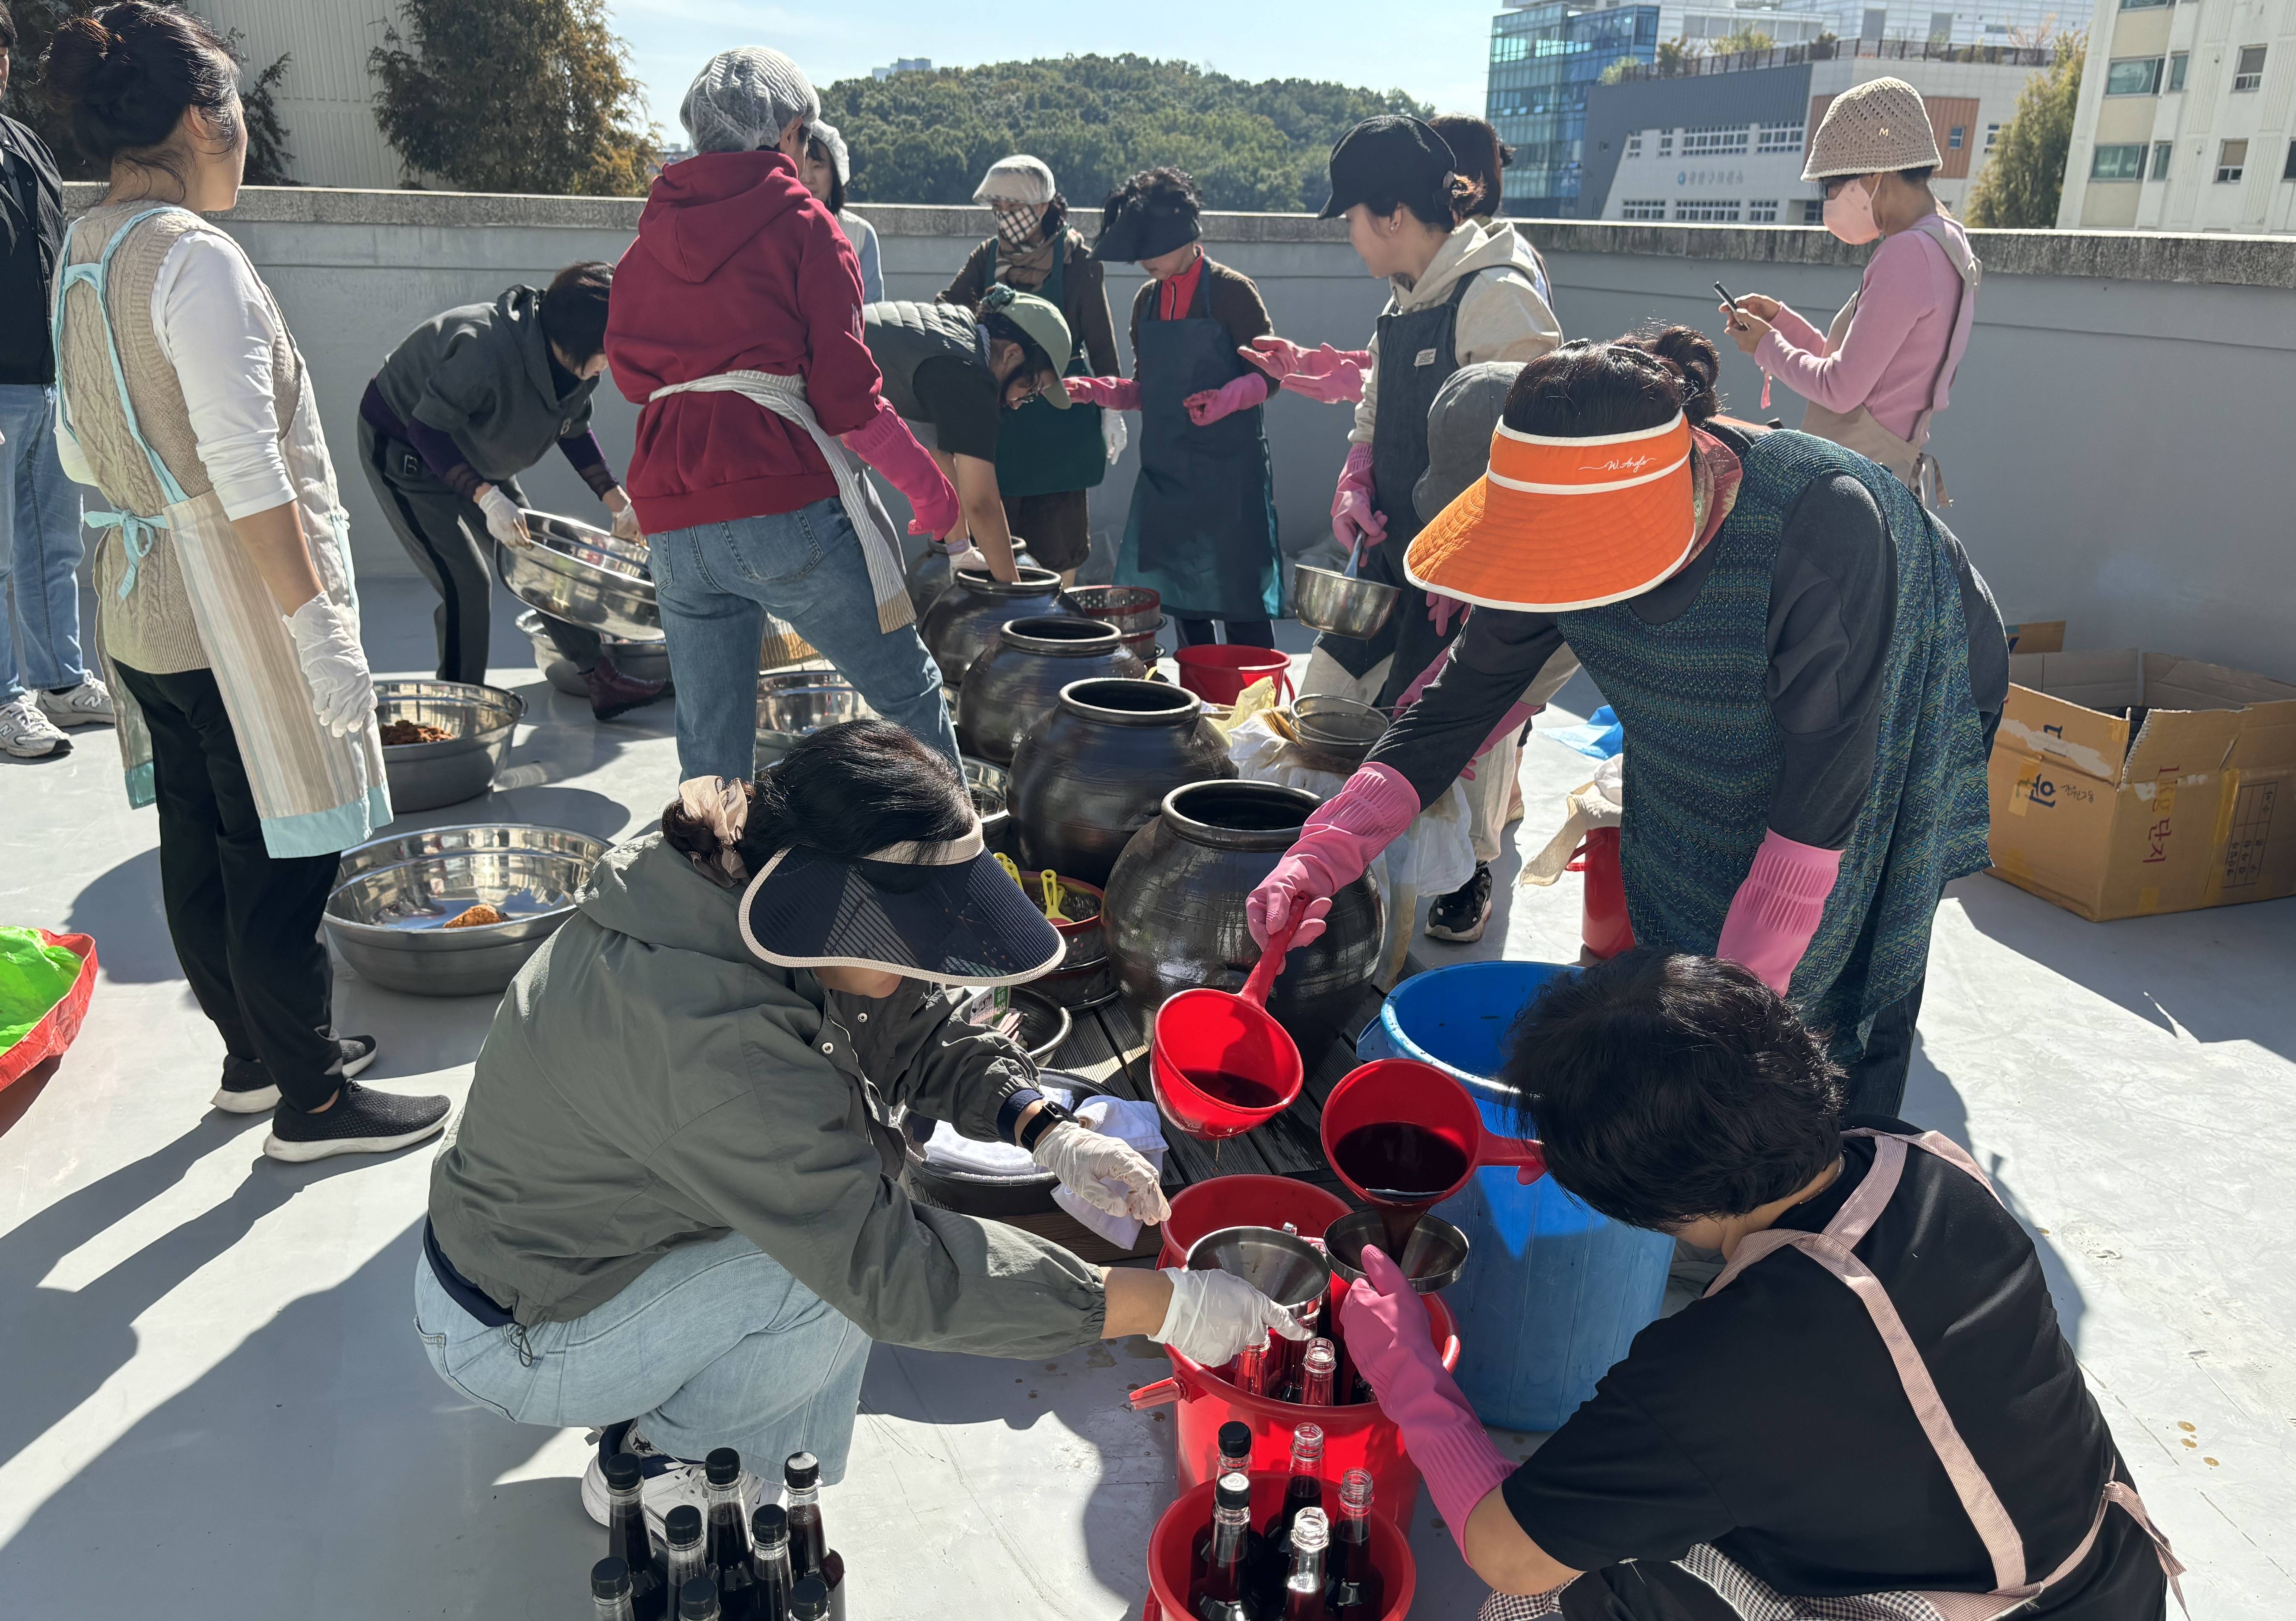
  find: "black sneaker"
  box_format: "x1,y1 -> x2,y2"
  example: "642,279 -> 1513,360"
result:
1425,862 -> 1495,944
210,1035 -> 376,1115
263,1080 -> 450,1163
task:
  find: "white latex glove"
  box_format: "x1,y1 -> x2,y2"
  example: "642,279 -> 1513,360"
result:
1151,1267 -> 1311,1367
604,486 -> 643,543
1032,1119 -> 1172,1226
1105,410 -> 1128,467
476,484 -> 531,548
283,594 -> 376,737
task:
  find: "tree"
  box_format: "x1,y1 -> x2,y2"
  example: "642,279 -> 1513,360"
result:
1710,26 -> 1776,56
371,0 -> 657,195
818,55 -> 1428,213
1964,31 -> 2083,228
1653,37 -> 1706,77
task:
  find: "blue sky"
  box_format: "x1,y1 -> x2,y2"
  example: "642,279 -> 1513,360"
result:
609,0 -> 1502,144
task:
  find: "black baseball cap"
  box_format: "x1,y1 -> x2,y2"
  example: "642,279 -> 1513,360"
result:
1318,116 -> 1460,219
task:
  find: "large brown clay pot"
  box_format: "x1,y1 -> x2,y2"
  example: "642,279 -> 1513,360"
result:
958,616 -> 1148,766
1103,780 -> 1385,1058
1009,678 -> 1236,887
920,566 -> 1063,687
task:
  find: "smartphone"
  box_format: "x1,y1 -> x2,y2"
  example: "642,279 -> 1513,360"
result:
1713,280 -> 1742,312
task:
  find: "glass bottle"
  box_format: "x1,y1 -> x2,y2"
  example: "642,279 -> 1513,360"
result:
664,1507 -> 710,1614
1187,1471 -> 1256,1621
789,1576 -> 831,1621
784,1452 -> 848,1621
1251,1423 -> 1326,1615
750,1504 -> 795,1621
1327,1470 -> 1384,1617
1281,1509 -> 1330,1621
1298,1339 -> 1337,1408
703,1449 -> 756,1620
603,1452 -> 671,1621
594,1557 -> 638,1621
677,1574 -> 723,1621
1228,1329 -> 1271,1397
1193,1423 -> 1260,1587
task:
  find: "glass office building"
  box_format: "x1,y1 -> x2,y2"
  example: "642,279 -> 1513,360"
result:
1487,1 -> 1663,214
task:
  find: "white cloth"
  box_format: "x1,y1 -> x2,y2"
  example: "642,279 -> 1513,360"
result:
149,232 -> 296,520
1050,1097 -> 1168,1247
973,155 -> 1057,206
921,1085 -> 1072,1175
1351,220 -> 1561,447
1521,753 -> 1625,887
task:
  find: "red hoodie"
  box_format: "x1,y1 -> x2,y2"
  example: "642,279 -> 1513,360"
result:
607,150 -> 884,534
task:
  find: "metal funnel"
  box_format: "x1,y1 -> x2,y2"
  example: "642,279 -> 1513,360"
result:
1183,1225 -> 1333,1312
1323,1208 -> 1470,1295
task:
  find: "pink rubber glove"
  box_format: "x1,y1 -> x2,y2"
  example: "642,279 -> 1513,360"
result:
1715,829 -> 1844,995
842,401 -> 960,538
1240,335 -> 1372,386
1063,375 -> 1141,411
1341,1245 -> 1515,1539
1246,763 -> 1420,952
1183,371 -> 1270,426
1281,362 -> 1368,405
1331,442 -> 1386,555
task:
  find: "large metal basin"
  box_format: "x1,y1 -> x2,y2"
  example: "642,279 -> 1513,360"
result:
373,680 -> 525,810
515,609 -> 669,696
323,824 -> 609,997
498,511 -> 661,642
755,669 -> 871,759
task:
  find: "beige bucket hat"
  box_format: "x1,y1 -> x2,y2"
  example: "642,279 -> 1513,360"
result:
1803,77 -> 1942,180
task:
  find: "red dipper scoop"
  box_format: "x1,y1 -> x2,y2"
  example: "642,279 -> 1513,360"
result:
1149,921 -> 1305,1141
1319,1059 -> 1546,1255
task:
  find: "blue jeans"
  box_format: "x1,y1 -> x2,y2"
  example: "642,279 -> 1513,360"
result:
648,498 -> 958,782
0,385 -> 89,703
413,1230 -> 873,1477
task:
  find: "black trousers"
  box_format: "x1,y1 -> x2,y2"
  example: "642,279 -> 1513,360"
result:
1176,617 -> 1276,649
1845,972 -> 1925,1118
116,663 -> 347,1111
357,418 -> 599,681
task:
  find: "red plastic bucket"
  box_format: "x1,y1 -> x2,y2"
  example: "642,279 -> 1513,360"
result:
1158,1175 -> 1352,1270
1141,1471 -> 1417,1621
1175,645 -> 1294,706
1570,827 -> 1636,960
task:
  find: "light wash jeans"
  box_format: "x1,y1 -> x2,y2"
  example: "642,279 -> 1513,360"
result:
413,1230 -> 873,1479
0,385 -> 89,703
648,497 -> 958,782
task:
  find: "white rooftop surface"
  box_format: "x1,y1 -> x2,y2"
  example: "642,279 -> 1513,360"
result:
1,587 -> 2287,1617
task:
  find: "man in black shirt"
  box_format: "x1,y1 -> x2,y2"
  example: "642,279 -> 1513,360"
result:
1339,951 -> 2177,1621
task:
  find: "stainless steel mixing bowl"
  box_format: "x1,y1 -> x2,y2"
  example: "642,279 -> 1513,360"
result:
755,669 -> 871,758
1322,1208 -> 1471,1295
498,511 -> 661,641
373,680 -> 525,811
1288,693 -> 1389,771
323,824 -> 610,997
515,609 -> 669,696
963,757 -> 1017,858
1291,564 -> 1400,639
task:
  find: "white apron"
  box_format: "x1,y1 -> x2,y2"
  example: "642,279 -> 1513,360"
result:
53,205 -> 389,859
1796,219 -> 1980,513
1481,1130 -> 2186,1621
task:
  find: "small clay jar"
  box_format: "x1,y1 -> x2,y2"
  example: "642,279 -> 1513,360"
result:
919,565 -> 1063,687
1009,678 -> 1236,887
1103,779 -> 1385,1056
958,616 -> 1148,766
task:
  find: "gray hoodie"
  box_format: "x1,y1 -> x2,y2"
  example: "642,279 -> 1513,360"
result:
427,835 -> 1108,1352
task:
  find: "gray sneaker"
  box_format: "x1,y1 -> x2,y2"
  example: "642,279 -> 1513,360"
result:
0,695 -> 70,758
263,1079 -> 449,1163
37,678 -> 116,727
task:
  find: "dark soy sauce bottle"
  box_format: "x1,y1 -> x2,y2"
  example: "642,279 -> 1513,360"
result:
1188,1471 -> 1257,1621
790,1576 -> 832,1621
603,1452 -> 671,1621
702,1449 -> 756,1620
1250,1423 -> 1325,1614
678,1574 -> 723,1620
594,1557 -> 638,1621
1192,1424 -> 1265,1589
784,1452 -> 847,1621
1326,1470 -> 1384,1618
749,1504 -> 795,1621
664,1507 -> 710,1617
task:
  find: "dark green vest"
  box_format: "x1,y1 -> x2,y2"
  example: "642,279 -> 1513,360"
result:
862,300 -> 989,424
1556,430 -> 1991,1058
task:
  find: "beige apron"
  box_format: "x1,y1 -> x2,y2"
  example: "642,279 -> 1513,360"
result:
1797,220 -> 1980,512
1481,1129 -> 2186,1621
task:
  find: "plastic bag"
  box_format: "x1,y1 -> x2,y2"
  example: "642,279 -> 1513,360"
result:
0,928 -> 97,1089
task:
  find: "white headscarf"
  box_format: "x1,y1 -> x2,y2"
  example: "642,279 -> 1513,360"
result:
971,154 -> 1057,206
681,47 -> 820,155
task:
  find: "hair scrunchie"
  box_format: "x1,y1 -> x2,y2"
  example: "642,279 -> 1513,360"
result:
678,776 -> 752,886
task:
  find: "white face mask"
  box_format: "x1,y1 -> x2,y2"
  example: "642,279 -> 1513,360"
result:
1822,177 -> 1881,245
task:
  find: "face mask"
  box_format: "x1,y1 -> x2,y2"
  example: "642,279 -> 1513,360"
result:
1822,178 -> 1881,245
992,204 -> 1044,250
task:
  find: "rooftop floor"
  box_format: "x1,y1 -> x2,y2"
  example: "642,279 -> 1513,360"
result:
1,585 -> 2289,1618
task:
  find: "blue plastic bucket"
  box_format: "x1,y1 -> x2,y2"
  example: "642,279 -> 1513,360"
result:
1357,960 -> 1673,1432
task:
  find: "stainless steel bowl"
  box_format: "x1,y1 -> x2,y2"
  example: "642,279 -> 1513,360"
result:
1292,565 -> 1401,639
957,984 -> 1073,1064
323,824 -> 609,997
373,679 -> 525,811
1184,1225 -> 1334,1313
1060,584 -> 1162,639
755,670 -> 871,757
1289,693 -> 1389,771
499,511 -> 661,642
964,757 -> 1017,857
1322,1208 -> 1470,1295
515,609 -> 669,697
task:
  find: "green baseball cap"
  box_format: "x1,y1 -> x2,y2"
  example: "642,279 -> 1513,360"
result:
981,286 -> 1074,408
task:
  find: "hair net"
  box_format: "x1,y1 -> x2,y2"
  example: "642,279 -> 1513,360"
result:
810,121 -> 852,186
972,155 -> 1057,206
681,48 -> 820,155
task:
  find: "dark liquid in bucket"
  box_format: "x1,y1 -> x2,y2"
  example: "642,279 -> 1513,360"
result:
1189,1068 -> 1286,1111
1332,1123 -> 1470,1257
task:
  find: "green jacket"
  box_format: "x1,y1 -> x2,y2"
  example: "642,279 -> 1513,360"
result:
426,834 -> 1108,1353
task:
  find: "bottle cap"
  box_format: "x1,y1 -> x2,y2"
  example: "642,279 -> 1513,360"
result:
784,1451 -> 821,1489
705,1447 -> 742,1486
1218,1421 -> 1252,1457
1340,1468 -> 1375,1509
791,1575 -> 831,1620
1290,1507 -> 1330,1553
1215,1471 -> 1252,1511
603,1452 -> 642,1492
665,1505 -> 704,1547
752,1502 -> 789,1543
678,1574 -> 721,1619
592,1557 -> 631,1599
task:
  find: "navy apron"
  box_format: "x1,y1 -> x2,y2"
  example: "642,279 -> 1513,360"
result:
993,245 -> 1107,499
1315,271 -> 1479,705
1116,266 -> 1281,622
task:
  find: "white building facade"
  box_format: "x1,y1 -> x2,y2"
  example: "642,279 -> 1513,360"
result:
200,0 -> 410,189
2057,0 -> 2296,231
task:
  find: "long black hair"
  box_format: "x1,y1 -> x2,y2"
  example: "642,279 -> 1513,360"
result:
44,2 -> 240,179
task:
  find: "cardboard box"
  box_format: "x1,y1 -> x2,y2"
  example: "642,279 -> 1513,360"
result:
2003,619 -> 2065,655
1986,650 -> 2296,921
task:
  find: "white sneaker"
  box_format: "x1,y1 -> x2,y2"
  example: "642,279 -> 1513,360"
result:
0,695 -> 71,758
579,1420 -> 774,1535
38,678 -> 115,727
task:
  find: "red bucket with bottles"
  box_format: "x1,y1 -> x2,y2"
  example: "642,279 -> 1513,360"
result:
1142,1468 -> 1417,1621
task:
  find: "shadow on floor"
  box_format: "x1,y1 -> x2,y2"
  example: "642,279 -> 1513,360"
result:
64,847 -> 180,983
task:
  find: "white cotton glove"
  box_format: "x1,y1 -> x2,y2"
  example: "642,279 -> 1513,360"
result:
605,486 -> 643,543
1150,1267 -> 1312,1367
1032,1119 -> 1172,1226
948,545 -> 989,574
284,594 -> 376,737
476,484 -> 532,548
